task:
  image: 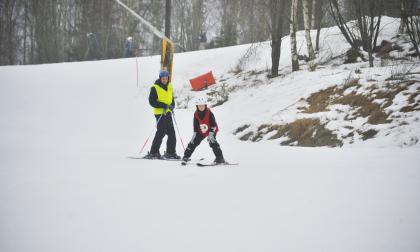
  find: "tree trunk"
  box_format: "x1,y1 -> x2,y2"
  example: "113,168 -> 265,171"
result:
270,0 -> 284,77
399,0 -> 406,33
290,0 -> 299,71
329,0 -> 357,49
403,0 -> 420,57
315,0 -> 323,51
368,15 -> 374,67
192,0 -> 205,50
165,0 -> 171,39
311,0 -> 317,29
316,21 -> 321,51
303,0 -> 316,60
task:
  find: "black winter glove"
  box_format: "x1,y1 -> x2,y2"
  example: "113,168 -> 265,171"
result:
163,105 -> 169,115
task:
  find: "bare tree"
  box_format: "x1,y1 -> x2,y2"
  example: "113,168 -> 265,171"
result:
400,0 -> 406,33
290,0 -> 299,71
191,0 -> 205,50
219,0 -> 239,46
354,0 -> 383,67
266,0 -> 285,77
172,0 -> 190,51
0,0 -> 18,65
311,0 -> 317,29
303,0 -> 316,60
329,0 -> 383,67
314,0 -> 326,51
402,0 -> 420,57
328,0 -> 358,49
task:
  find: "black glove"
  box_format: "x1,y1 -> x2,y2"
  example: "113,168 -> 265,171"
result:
163,105 -> 169,115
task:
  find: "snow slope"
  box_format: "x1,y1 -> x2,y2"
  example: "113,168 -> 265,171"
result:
1,17 -> 419,252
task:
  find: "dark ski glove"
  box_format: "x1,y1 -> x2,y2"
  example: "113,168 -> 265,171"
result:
163,105 -> 169,115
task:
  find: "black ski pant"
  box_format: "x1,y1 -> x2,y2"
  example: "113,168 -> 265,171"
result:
183,132 -> 223,160
150,113 -> 176,154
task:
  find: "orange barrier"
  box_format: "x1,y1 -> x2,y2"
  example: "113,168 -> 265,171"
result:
189,71 -> 216,91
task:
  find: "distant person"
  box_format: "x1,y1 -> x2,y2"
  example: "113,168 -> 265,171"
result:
199,31 -> 207,50
182,97 -> 226,164
125,36 -> 135,57
144,70 -> 180,160
86,32 -> 99,60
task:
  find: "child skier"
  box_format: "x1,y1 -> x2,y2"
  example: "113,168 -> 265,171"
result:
182,97 -> 226,164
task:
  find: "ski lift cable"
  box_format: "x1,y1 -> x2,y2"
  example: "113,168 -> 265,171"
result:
114,0 -> 173,44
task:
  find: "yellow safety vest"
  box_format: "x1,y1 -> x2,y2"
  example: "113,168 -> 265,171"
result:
152,82 -> 173,115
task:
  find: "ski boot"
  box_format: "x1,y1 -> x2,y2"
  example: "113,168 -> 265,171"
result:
163,151 -> 181,160
143,152 -> 162,159
213,156 -> 226,164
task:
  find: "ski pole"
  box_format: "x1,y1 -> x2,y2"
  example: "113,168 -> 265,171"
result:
138,113 -> 164,155
171,111 -> 186,152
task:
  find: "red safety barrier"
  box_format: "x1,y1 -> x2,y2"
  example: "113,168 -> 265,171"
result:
189,71 -> 216,91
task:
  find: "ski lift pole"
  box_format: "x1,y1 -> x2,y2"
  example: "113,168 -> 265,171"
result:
114,0 -> 176,78
171,111 -> 186,152
135,55 -> 139,88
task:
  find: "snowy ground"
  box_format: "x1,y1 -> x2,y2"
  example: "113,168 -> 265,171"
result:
1,17 -> 420,252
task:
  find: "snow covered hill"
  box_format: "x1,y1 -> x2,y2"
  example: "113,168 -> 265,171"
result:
1,17 -> 419,252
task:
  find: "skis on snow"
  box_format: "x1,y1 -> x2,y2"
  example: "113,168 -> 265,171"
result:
128,156 -> 205,163
182,160 -> 239,166
196,162 -> 239,167
128,155 -> 238,166
128,156 -> 180,161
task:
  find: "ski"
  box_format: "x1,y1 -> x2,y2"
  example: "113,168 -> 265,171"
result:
196,162 -> 239,167
127,156 -> 180,161
181,158 -> 205,166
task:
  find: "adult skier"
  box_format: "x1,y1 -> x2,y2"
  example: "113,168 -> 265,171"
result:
124,36 -> 134,57
144,70 -> 180,160
86,32 -> 99,60
182,97 -> 225,164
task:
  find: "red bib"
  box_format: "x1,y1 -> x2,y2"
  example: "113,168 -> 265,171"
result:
194,108 -> 218,137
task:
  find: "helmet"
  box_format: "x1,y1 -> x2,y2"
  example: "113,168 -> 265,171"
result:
127,36 -> 132,41
195,97 -> 207,105
159,70 -> 170,78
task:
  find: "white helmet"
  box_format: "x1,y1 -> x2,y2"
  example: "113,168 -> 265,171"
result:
127,36 -> 133,41
195,97 -> 207,106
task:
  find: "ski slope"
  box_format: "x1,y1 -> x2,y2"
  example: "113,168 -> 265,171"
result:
1,17 -> 420,252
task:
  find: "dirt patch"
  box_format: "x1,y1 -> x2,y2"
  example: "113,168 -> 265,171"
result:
257,124 -> 271,131
239,132 -> 253,141
233,124 -> 251,135
301,79 -> 411,125
374,81 -> 414,108
368,110 -> 390,124
344,48 -> 366,64
302,86 -> 337,113
334,92 -> 373,110
268,118 -> 342,147
302,79 -> 363,114
360,129 -> 378,140
237,77 -> 419,146
237,119 -> 342,147
408,90 -> 420,104
400,105 -> 420,112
